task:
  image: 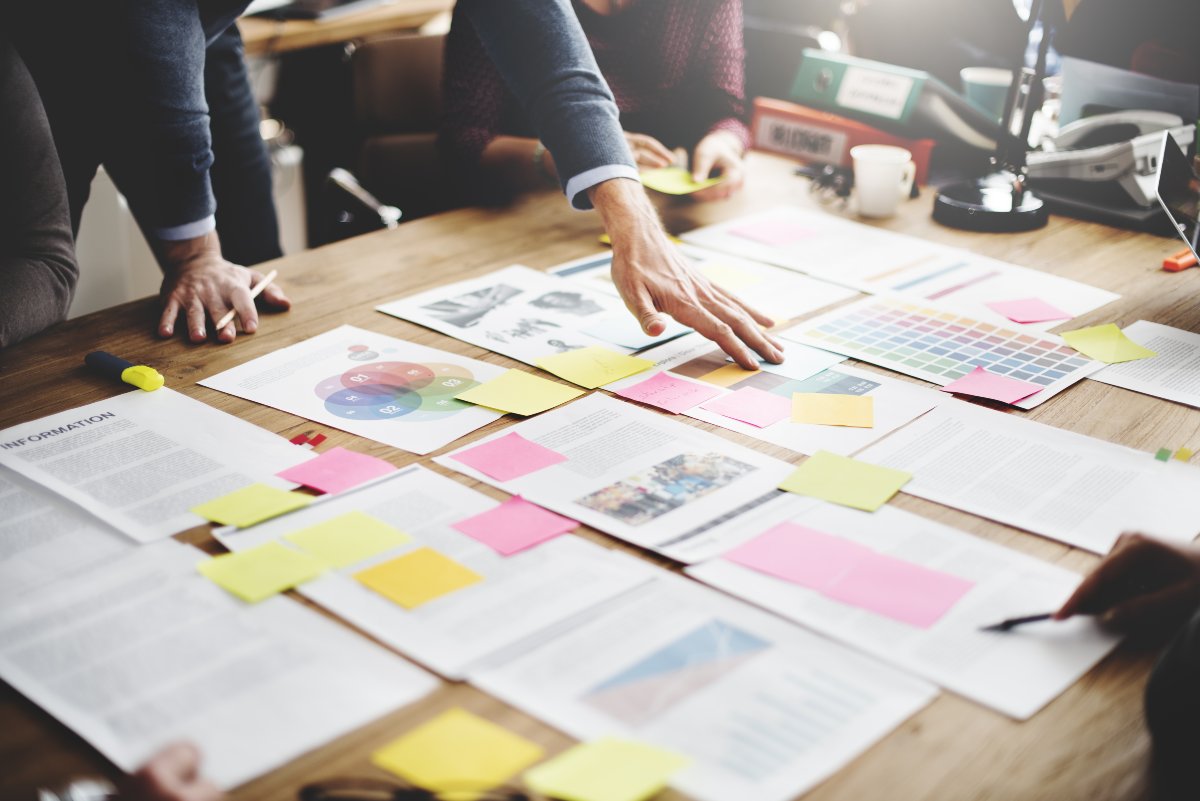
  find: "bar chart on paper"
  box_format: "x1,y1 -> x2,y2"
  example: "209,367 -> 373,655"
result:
783,297 -> 1103,408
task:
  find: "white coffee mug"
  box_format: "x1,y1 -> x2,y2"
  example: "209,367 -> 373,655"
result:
850,144 -> 916,219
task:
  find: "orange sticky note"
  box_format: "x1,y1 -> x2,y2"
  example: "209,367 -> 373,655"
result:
355,547 -> 482,609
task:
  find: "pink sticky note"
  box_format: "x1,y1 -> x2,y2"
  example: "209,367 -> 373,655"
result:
825,554 -> 974,628
985,298 -> 1073,324
724,523 -> 873,591
941,366 -> 1042,404
452,496 -> 578,556
450,432 -> 568,482
616,372 -> 723,414
700,386 -> 791,428
276,446 -> 397,495
730,219 -> 814,247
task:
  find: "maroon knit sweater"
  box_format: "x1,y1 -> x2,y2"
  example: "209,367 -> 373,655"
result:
440,0 -> 751,170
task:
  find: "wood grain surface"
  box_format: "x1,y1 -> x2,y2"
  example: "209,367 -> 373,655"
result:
3,152 -> 1195,801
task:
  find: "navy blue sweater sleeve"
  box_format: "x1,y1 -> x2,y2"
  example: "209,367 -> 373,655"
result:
458,0 -> 638,209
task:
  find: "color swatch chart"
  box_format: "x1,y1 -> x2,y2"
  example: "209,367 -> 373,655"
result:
783,296 -> 1102,409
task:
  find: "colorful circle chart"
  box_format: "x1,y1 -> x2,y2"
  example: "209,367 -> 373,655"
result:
315,361 -> 481,422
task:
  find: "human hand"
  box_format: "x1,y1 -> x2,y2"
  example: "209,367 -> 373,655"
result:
1055,533 -> 1200,634
120,743 -> 224,801
624,131 -> 675,170
589,178 -> 782,369
690,130 -> 745,202
156,232 -> 290,343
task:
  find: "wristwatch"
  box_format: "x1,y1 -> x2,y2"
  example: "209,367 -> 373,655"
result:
532,141 -> 557,187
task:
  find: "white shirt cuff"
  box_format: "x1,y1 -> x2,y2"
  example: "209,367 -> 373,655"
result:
153,215 -> 217,241
565,165 -> 641,210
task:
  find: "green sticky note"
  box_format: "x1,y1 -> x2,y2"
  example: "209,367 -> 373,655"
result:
191,483 -> 312,528
535,346 -> 653,389
640,166 -> 725,196
1155,448 -> 1172,462
355,547 -> 483,609
779,450 -> 911,512
372,708 -> 544,798
284,511 -> 411,568
454,369 -> 585,416
523,738 -> 689,801
1060,324 -> 1157,364
197,541 -> 324,603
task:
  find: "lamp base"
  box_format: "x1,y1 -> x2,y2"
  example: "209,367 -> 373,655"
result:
933,170 -> 1049,232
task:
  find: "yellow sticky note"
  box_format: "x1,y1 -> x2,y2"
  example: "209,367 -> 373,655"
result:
284,511 -> 411,569
640,166 -> 724,195
372,708 -> 544,798
1175,447 -> 1194,462
1060,324 -> 1157,364
699,261 -> 764,292
454,369 -> 585,416
197,541 -> 324,603
696,362 -> 759,388
355,547 -> 482,609
523,738 -> 689,801
792,393 -> 875,428
536,346 -> 653,389
191,483 -> 312,528
779,450 -> 911,512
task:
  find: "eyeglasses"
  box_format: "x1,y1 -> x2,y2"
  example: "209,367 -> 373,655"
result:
298,778 -> 546,801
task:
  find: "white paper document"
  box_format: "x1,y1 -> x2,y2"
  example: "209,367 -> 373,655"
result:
470,573 -> 937,801
858,400 -> 1200,553
682,207 -> 1118,330
688,500 -> 1120,719
690,363 -> 943,457
0,465 -> 132,604
0,389 -> 313,542
436,395 -> 798,563
0,540 -> 437,789
198,325 -> 506,455
377,265 -> 686,363
215,465 -> 655,679
550,245 -> 860,325
1088,321 -> 1200,408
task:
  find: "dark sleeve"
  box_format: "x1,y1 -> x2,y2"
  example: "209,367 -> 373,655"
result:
696,0 -> 751,150
0,39 -> 79,349
110,0 -> 220,238
457,0 -> 638,209
438,4 -> 510,169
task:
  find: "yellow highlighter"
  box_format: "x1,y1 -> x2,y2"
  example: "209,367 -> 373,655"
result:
85,351 -> 165,391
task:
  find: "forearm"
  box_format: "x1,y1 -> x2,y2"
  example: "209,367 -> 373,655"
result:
459,0 -> 636,208
588,178 -> 664,245
0,255 -> 76,348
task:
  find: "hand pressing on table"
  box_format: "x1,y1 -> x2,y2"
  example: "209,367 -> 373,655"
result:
119,743 -> 224,801
589,177 -> 783,369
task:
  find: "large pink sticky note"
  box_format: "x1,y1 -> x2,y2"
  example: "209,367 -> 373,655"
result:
941,366 -> 1042,405
449,432 -> 567,482
452,496 -> 579,556
724,523 -> 873,591
985,298 -> 1073,324
730,219 -> 814,247
700,386 -> 791,428
276,446 -> 397,495
825,554 -> 975,629
616,372 -> 723,414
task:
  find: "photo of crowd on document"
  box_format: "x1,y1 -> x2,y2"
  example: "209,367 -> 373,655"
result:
575,453 -> 758,526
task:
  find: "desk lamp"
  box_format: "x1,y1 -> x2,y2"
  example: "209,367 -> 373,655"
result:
933,0 -> 1058,231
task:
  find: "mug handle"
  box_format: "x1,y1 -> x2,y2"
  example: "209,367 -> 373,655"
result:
900,160 -> 916,198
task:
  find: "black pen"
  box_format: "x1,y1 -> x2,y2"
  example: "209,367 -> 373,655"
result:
978,612 -> 1055,632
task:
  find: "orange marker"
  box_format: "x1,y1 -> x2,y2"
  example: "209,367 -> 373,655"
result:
1163,247 -> 1198,272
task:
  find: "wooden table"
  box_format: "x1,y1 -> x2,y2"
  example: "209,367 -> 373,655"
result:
237,0 -> 452,56
2,152 -> 1196,800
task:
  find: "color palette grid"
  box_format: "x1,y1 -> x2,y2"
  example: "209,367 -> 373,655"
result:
783,297 -> 1101,409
